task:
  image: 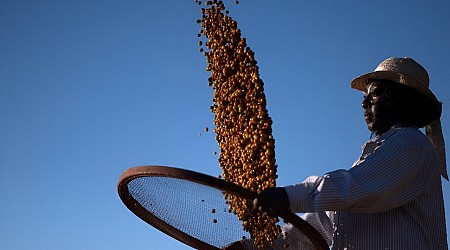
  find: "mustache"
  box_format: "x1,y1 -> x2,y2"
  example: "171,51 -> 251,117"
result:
364,111 -> 373,118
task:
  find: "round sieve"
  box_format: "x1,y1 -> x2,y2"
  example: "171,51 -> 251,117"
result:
117,165 -> 328,250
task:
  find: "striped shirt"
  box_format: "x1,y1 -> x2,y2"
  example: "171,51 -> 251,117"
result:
243,127 -> 448,249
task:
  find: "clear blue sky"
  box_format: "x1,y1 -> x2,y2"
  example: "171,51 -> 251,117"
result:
1,1 -> 449,249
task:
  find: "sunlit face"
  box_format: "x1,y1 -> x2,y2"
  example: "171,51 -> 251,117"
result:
362,81 -> 398,135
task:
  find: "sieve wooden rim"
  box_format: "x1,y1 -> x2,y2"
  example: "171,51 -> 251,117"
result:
117,165 -> 328,250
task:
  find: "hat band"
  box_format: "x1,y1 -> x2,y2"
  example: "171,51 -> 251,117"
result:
426,118 -> 448,180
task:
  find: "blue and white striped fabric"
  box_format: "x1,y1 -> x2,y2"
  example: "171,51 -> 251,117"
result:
278,126 -> 448,249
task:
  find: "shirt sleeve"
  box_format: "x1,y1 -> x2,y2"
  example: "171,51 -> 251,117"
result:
284,129 -> 434,213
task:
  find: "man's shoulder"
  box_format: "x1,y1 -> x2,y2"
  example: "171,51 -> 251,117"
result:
386,127 -> 433,149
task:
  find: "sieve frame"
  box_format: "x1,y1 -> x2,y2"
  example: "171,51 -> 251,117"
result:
117,165 -> 328,250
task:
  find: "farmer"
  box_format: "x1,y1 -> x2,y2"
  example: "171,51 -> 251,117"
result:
228,57 -> 448,249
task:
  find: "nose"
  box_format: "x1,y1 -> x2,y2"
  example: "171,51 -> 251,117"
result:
362,95 -> 371,109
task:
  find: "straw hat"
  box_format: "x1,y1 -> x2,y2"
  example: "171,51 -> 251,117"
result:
350,57 -> 441,112
350,57 -> 447,180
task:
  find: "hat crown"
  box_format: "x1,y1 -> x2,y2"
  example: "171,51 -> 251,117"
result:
374,57 -> 430,88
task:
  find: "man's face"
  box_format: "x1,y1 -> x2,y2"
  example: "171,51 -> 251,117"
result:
362,81 -> 397,135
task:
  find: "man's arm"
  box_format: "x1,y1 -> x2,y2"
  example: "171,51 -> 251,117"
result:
285,129 -> 435,213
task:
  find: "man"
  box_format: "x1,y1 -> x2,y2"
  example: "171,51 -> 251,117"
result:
229,57 -> 448,249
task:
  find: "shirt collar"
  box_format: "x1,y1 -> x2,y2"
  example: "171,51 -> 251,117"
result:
369,124 -> 407,143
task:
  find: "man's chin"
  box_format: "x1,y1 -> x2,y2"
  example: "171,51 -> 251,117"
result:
366,122 -> 380,135
365,120 -> 374,132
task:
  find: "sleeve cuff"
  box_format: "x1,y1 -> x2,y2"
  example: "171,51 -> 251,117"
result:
284,184 -> 309,212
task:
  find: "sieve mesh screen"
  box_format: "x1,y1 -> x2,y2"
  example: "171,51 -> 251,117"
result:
128,176 -> 251,249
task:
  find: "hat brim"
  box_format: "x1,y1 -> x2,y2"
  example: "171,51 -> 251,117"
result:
350,71 -> 440,107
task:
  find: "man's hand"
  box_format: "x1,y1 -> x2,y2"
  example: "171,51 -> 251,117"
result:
253,187 -> 289,217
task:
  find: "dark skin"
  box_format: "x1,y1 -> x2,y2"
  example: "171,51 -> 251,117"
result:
362,81 -> 400,136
